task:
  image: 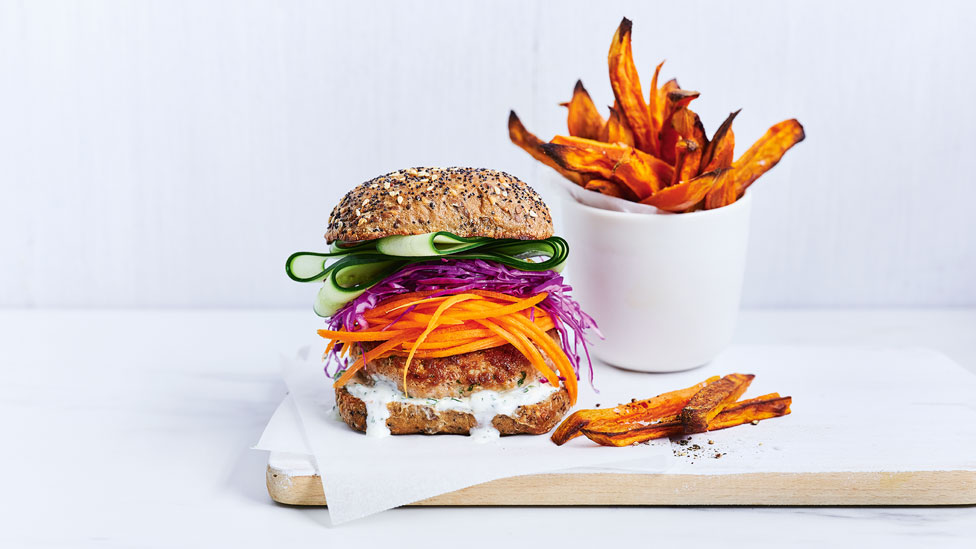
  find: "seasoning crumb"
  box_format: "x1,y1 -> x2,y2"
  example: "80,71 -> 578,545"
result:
708,440 -> 715,445
751,420 -> 760,425
714,453 -> 723,459
594,403 -> 601,408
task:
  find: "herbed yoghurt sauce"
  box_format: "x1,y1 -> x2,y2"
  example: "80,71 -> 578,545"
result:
344,376 -> 559,442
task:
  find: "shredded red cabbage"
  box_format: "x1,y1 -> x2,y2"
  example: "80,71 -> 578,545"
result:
323,258 -> 601,386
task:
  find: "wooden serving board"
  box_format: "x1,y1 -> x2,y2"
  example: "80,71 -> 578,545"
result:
267,459 -> 976,506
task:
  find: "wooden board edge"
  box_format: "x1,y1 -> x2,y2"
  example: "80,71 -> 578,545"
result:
266,466 -> 976,507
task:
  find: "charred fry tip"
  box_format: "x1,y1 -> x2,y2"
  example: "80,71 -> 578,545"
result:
559,102 -> 569,108
792,119 -> 807,141
574,79 -> 586,93
717,109 -> 741,129
698,167 -> 727,178
667,89 -> 700,101
539,143 -> 570,168
508,110 -> 519,124
616,16 -> 633,38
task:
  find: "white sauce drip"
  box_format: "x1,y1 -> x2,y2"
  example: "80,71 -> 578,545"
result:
344,376 -> 559,442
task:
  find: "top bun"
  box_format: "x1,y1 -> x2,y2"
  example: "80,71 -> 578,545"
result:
325,167 -> 554,243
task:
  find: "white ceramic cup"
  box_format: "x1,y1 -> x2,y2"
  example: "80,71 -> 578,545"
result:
558,188 -> 752,372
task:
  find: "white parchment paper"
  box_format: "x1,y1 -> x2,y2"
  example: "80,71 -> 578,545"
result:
263,348 -> 670,524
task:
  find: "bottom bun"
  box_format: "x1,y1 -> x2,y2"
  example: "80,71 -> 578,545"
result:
335,385 -> 571,436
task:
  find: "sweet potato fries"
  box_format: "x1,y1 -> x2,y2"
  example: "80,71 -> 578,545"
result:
510,17 -> 805,213
552,373 -> 791,447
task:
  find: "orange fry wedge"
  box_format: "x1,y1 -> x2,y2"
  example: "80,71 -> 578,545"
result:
641,168 -> 732,212
579,393 -> 790,447
550,376 -> 718,445
680,373 -> 755,433
579,393 -> 791,447
733,118 -> 806,196
701,109 -> 739,173
704,166 -> 740,210
646,60 -> 665,149
508,110 -> 583,185
603,104 -> 635,146
669,107 -> 708,182
542,139 -> 673,199
584,178 -> 637,200
653,77 -> 680,141
707,393 -> 792,430
580,415 -> 684,446
562,80 -> 606,140
608,18 -> 654,153
670,138 -> 699,187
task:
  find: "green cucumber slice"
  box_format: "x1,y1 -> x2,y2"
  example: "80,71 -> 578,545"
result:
289,234 -> 571,317
312,256 -> 405,317
314,282 -> 367,317
285,252 -> 341,283
449,236 -> 569,272
375,232 -> 492,257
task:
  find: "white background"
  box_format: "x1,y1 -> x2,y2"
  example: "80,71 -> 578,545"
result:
1,0 -> 973,309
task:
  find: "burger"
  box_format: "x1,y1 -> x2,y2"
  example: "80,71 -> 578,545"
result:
286,167 -> 598,440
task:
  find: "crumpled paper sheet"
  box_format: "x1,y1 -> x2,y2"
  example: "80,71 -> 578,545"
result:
258,348 -> 670,524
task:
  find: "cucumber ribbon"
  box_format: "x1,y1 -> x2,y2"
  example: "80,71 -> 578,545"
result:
285,232 -> 569,317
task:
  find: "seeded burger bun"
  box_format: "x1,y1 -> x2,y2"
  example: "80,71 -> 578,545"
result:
337,386 -> 572,436
325,167 -> 554,243
330,167 -> 570,436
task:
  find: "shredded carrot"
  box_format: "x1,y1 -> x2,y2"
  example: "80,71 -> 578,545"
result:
333,334 -> 412,387
363,290 -> 446,318
317,328 -> 409,341
467,289 -> 524,302
506,314 -> 577,402
444,292 -> 548,321
401,337 -> 484,350
408,336 -> 511,357
320,290 -> 578,403
387,294 -> 484,313
402,294 -> 479,395
474,319 -> 560,388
